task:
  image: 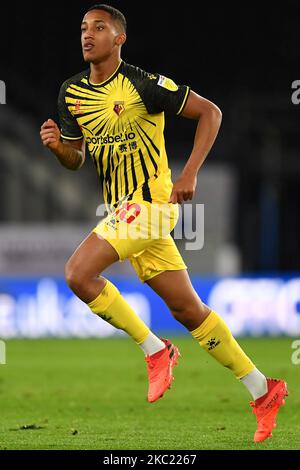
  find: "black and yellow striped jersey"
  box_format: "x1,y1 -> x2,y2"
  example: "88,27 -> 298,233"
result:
58,60 -> 190,209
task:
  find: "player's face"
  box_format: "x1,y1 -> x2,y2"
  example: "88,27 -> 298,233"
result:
81,10 -> 123,63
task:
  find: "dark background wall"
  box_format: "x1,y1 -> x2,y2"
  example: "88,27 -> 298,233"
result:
0,1 -> 299,272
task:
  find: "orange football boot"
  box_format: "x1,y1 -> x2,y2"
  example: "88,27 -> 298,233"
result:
145,338 -> 180,403
250,378 -> 288,443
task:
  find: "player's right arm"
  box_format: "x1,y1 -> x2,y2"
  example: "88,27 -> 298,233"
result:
40,118 -> 85,171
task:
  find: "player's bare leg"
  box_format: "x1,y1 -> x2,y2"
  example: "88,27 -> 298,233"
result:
147,269 -> 288,441
65,232 -> 119,303
146,269 -> 210,330
65,232 -> 176,402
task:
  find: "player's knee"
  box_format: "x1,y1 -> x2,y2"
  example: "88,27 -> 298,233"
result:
170,304 -> 195,322
170,300 -> 209,326
65,260 -> 84,294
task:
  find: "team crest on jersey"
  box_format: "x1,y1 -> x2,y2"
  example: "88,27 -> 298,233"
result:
157,75 -> 179,92
113,101 -> 125,116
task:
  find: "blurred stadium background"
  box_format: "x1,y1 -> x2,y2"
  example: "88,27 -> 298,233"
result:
0,1 -> 299,338
0,1 -> 299,450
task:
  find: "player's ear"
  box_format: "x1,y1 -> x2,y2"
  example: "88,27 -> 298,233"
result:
115,33 -> 126,46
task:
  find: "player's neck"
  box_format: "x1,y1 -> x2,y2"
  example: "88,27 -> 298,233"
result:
89,55 -> 122,85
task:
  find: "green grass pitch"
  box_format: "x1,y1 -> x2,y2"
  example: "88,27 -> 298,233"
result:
0,337 -> 299,450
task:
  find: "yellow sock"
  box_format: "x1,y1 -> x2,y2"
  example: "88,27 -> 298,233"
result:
191,310 -> 254,379
88,279 -> 150,344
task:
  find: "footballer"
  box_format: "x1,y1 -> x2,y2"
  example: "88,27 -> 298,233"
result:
40,4 -> 288,443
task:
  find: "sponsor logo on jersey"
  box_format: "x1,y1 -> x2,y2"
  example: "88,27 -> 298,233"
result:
86,131 -> 136,145
157,75 -> 179,92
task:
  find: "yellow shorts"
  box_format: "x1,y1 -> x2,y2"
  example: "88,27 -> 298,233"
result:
93,200 -> 187,282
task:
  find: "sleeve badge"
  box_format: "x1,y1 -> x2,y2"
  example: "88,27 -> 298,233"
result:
157,75 -> 179,92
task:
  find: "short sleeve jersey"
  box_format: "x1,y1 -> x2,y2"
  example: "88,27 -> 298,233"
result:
58,61 -> 190,208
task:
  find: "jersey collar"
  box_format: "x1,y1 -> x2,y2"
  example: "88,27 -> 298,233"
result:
88,60 -> 123,88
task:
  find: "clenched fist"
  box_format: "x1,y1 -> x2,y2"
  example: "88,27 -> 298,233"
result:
168,171 -> 197,204
40,119 -> 61,151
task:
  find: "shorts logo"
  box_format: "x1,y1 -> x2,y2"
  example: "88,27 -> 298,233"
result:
114,101 -> 125,116
115,202 -> 141,224
157,75 -> 179,92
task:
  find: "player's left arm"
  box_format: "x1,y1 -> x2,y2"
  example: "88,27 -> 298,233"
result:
169,91 -> 222,204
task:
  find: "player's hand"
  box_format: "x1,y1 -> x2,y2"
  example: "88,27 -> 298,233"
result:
40,119 -> 61,151
168,170 -> 197,204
